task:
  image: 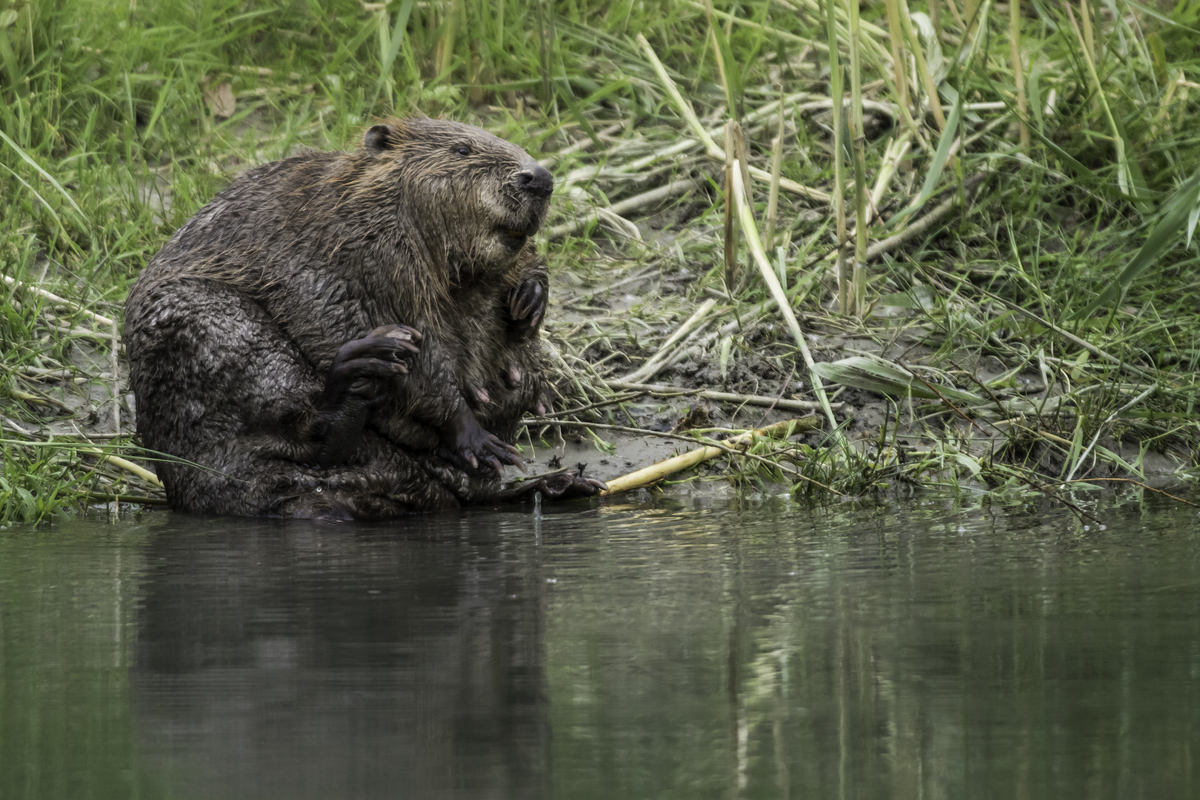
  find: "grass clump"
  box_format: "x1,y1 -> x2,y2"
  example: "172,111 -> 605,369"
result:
2,0 -> 1200,521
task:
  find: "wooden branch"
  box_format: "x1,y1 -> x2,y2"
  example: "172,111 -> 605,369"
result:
600,418 -> 820,496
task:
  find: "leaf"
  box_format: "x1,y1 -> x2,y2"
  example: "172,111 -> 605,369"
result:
719,335 -> 733,383
0,130 -> 85,221
953,453 -> 982,477
703,0 -> 742,116
885,89 -> 963,229
1117,0 -> 1197,30
202,80 -> 236,118
1188,196 -> 1200,249
909,12 -> 947,83
811,357 -> 983,403
1073,168 -> 1200,319
381,0 -> 414,76
877,286 -> 936,310
1095,445 -> 1140,476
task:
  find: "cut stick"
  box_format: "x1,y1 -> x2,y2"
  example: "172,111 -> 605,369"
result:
869,131 -> 913,212
600,417 -> 820,496
723,123 -> 740,290
79,448 -> 165,488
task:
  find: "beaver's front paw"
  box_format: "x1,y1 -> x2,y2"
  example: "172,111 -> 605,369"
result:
507,275 -> 546,338
535,470 -> 608,500
326,324 -> 422,403
441,410 -> 524,474
498,469 -> 608,503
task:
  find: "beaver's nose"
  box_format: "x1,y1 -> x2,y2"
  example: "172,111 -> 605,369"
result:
515,164 -> 554,199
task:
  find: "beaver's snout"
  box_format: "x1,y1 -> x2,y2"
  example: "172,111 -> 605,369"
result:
515,163 -> 553,199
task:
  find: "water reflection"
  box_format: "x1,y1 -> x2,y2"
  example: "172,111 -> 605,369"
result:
543,496 -> 1200,799
130,513 -> 552,800
3,496 -> 1200,799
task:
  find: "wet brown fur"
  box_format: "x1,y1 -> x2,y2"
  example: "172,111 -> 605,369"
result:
125,117 -> 555,518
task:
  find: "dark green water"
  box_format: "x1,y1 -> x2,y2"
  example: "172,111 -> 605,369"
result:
3,494 -> 1200,799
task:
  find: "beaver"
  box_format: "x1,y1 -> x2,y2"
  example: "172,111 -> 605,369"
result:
125,117 -> 604,519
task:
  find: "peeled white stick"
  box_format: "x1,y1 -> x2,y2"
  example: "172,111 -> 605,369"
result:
600,418 -> 819,496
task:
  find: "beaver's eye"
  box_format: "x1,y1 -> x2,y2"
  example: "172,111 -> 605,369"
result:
455,145 -> 471,157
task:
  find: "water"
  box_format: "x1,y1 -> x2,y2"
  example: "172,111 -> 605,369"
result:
3,494 -> 1200,799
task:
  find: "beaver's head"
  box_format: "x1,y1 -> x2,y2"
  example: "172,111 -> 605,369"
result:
360,117 -> 553,282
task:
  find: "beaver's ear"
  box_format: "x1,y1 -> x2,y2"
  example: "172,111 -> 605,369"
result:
364,125 -> 393,152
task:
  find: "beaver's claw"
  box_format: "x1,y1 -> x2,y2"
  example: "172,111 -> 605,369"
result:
508,276 -> 546,337
327,324 -> 422,403
440,410 -> 525,474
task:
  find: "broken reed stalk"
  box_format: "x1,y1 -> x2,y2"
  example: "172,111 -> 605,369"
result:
764,105 -> 784,253
437,0 -> 462,80
546,177 -> 697,240
1063,2 -> 1132,195
1009,0 -> 1030,150
1079,0 -> 1095,67
882,0 -> 909,124
824,0 -> 850,313
703,0 -> 736,118
636,33 -> 722,157
558,91 -> 810,189
723,122 -> 741,290
110,319 -> 120,437
846,0 -> 869,316
731,164 -> 840,434
80,447 -> 165,488
727,121 -> 754,291
865,170 -> 987,259
600,417 -> 820,496
943,0 -> 967,27
869,131 -> 913,211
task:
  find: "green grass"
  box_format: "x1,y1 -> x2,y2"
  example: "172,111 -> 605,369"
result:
3,0 -> 1200,522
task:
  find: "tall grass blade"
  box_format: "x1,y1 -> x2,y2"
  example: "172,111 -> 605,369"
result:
376,0 -> 415,107
1074,169 -> 1200,320
0,129 -> 85,220
812,356 -> 983,403
886,91 -> 962,229
703,0 -> 742,118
